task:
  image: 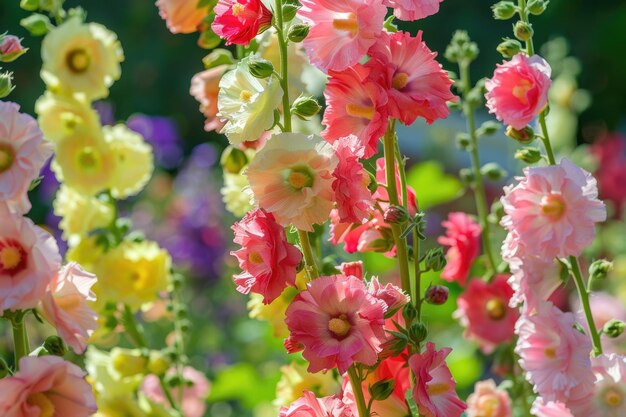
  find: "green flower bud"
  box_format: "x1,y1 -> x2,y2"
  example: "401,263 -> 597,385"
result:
202,49 -> 235,70
489,200 -> 506,224
112,348 -> 147,377
248,56 -> 274,79
589,259 -> 613,281
288,24 -> 310,43
409,322 -> 428,343
43,336 -> 67,357
20,0 -> 40,11
282,4 -> 299,22
197,29 -> 221,50
492,1 -> 517,20
148,351 -> 172,376
292,96 -> 321,120
402,303 -> 417,324
476,121 -> 501,137
220,146 -> 249,174
481,162 -> 508,181
459,168 -> 475,186
514,21 -> 534,42
528,0 -> 549,15
603,319 -> 626,339
0,71 -> 14,99
20,13 -> 51,36
506,125 -> 535,144
515,146 -> 542,164
456,133 -> 471,151
497,38 -> 523,58
383,205 -> 409,224
424,247 -> 447,272
369,379 -> 396,401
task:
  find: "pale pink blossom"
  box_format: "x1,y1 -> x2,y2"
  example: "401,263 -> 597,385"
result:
367,277 -> 410,313
383,0 -> 444,20
41,262 -> 98,354
279,391 -> 353,417
515,302 -> 594,401
485,53 -> 552,130
231,208 -> 302,304
367,31 -> 456,126
466,379 -> 512,417
501,159 -> 606,259
322,64 -> 388,158
156,0 -> 209,34
455,275 -> 519,354
298,0 -> 386,72
332,135 -> 374,223
409,342 -> 467,417
0,204 -> 61,312
285,274 -> 387,373
438,212 -> 481,285
142,367 -> 210,417
0,101 -> 53,214
506,253 -> 561,311
190,66 -> 228,132
212,0 -> 272,46
246,133 -> 338,232
0,356 -> 96,417
531,399 -> 574,417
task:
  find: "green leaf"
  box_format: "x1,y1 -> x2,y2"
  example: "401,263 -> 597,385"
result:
208,363 -> 280,408
406,161 -> 463,209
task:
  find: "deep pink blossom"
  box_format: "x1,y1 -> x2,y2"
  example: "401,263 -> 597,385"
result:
383,0 -> 444,20
590,133 -> 626,217
367,277 -> 410,313
212,0 -> 272,46
438,212 -> 481,285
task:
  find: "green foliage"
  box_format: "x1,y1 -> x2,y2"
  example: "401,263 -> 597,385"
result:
406,161 -> 463,209
208,363 -> 281,408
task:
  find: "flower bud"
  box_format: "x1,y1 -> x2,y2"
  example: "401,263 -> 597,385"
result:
528,0 -> 549,15
384,205 -> 409,224
514,146 -> 542,164
20,13 -> 51,36
111,348 -> 147,377
425,285 -> 449,305
248,56 -> 274,79
489,200 -> 506,224
481,162 -> 508,181
496,38 -> 522,58
603,319 -> 626,339
402,302 -> 417,324
0,71 -> 14,98
287,24 -> 310,43
220,146 -> 249,174
589,259 -> 613,281
282,4 -> 299,22
292,96 -> 321,120
43,336 -> 67,356
459,168 -> 475,186
424,248 -> 447,272
197,29 -> 221,50
369,379 -> 395,401
0,35 -> 27,63
20,0 -> 40,11
505,125 -> 535,144
455,133 -> 471,150
409,322 -> 428,343
514,21 -> 533,42
476,121 -> 501,137
202,49 -> 235,70
492,1 -> 517,20
148,351 -> 172,376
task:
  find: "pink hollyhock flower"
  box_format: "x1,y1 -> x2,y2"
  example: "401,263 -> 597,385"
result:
485,53 -> 552,129
591,133 -> 626,217
298,0 -> 386,72
285,274 -> 387,373
501,158 -> 606,259
322,65 -> 388,158
0,204 -> 61,312
409,342 -> 467,417
367,31 -> 456,126
0,35 -> 26,62
40,262 -> 98,354
0,356 -> 96,416
506,254 -> 561,311
531,399 -> 574,417
332,135 -> 374,223
466,379 -> 512,417
246,133 -> 338,232
156,0 -> 209,34
279,391 -> 353,417
212,0 -> 272,46
0,101 -> 53,214
383,0 -> 444,20
231,209 -> 302,304
338,261 -> 364,280
368,277 -> 410,313
515,302 -> 594,401
142,366 -> 210,417
373,158 -> 418,215
329,209 -> 394,255
438,212 -> 481,286
190,65 -> 228,132
455,275 -> 519,354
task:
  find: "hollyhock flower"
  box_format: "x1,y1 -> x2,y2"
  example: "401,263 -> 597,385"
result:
332,135 -> 374,223
246,133 -> 338,232
0,205 -> 61,312
367,31 -> 456,126
156,0 -> 209,34
190,65 -> 228,132
41,262 -> 98,354
368,277 -> 410,313
501,159 -> 606,259
322,64 -> 388,158
383,0 -> 443,20
222,171 -> 254,217
0,101 -> 53,214
279,391 -> 352,417
485,53 -> 552,130
455,275 -> 519,354
438,212 -> 481,285
338,261 -> 364,280
276,362 -> 341,408
0,356 -> 96,416
373,158 -> 418,215
515,302 -> 594,401
217,56 -> 283,145
531,399 -> 574,417
35,92 -> 100,144
591,133 -> 626,216
466,379 -> 512,417
231,209 -> 302,304
0,35 -> 27,62
142,367 -> 210,417
285,274 -> 387,373
53,185 -> 114,244
506,253 -> 561,311
41,16 -> 124,100
298,0 -> 386,72
329,209 -> 394,255
212,0 -> 272,46
573,292 -> 626,353
409,342 -> 467,417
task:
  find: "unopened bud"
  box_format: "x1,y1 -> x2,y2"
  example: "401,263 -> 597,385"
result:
20,0 -> 40,11
248,56 -> 274,79
489,200 -> 505,224
496,38 -> 522,58
148,351 -> 172,376
492,1 -> 517,20
0,35 -> 27,63
424,248 -> 447,272
202,49 -> 234,70
506,125 -> 535,144
425,285 -> 449,305
111,348 -> 147,377
402,303 -> 417,324
220,146 -> 248,174
514,21 -> 533,42
409,322 -> 428,343
481,162 -> 508,181
369,379 -> 395,401
282,4 -> 299,22
287,24 -> 310,43
197,29 -> 221,50
476,121 -> 501,137
292,96 -> 321,120
514,146 -> 542,164
603,319 -> 626,339
456,133 -> 471,151
528,0 -> 549,15
459,168 -> 475,185
43,336 -> 67,356
20,13 -> 51,36
384,205 -> 409,224
589,259 -> 613,281
0,71 -> 14,98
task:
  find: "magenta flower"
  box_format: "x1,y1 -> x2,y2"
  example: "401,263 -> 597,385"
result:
485,53 -> 552,129
383,0 -> 444,21
212,0 -> 272,46
438,212 -> 481,286
231,209 -> 302,304
285,274 -> 387,373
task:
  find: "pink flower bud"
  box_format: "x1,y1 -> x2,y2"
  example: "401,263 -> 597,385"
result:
425,285 -> 449,305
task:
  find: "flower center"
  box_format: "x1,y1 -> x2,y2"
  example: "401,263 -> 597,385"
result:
486,298 -> 507,321
231,3 -> 245,16
540,193 -> 566,221
0,238 -> 28,276
478,397 -> 500,417
77,147 -> 101,172
603,388 -> 623,408
426,382 -> 450,396
392,72 -> 410,90
240,89 -> 253,103
66,48 -> 90,74
27,392 -> 55,417
332,13 -> 358,36
0,143 -> 15,173
328,314 -> 351,337
345,103 -> 375,120
544,347 -> 557,359
249,251 -> 263,264
512,78 -> 534,105
130,267 -> 150,291
287,167 -> 314,191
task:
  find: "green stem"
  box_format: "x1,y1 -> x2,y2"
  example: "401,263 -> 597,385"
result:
159,376 -> 180,412
347,366 -> 370,417
274,0 -> 292,133
297,229 -> 319,280
570,256 -> 603,356
122,305 -> 148,348
394,141 -> 408,209
539,113 -> 556,165
383,121 -> 411,293
517,0 -> 535,56
11,312 -> 29,368
412,228 -> 422,321
459,62 -> 498,278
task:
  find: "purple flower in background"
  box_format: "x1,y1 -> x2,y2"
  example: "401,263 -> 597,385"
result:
128,114 -> 184,169
93,101 -> 116,126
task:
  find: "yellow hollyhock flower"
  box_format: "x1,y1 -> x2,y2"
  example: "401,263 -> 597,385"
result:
53,185 -> 114,244
221,171 -> 254,217
41,16 -> 124,101
35,91 -> 100,143
274,362 -> 340,407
